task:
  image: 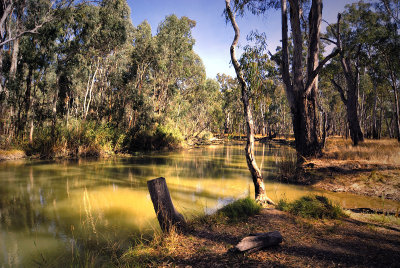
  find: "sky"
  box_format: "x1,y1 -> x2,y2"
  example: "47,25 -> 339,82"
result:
127,0 -> 359,79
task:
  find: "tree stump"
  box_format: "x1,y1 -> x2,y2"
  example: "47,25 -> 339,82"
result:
233,231 -> 282,252
147,177 -> 186,232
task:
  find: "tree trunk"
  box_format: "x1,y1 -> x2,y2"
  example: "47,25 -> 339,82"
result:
346,90 -> 364,145
20,66 -> 33,136
10,39 -> 19,78
279,0 -> 337,157
393,84 -> 400,142
225,0 -> 274,204
372,81 -> 379,139
147,177 -> 186,232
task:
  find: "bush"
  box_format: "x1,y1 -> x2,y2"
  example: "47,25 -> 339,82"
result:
124,124 -> 183,152
26,120 -> 123,158
277,195 -> 346,219
217,197 -> 262,222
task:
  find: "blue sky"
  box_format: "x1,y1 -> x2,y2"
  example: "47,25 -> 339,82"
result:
127,0 -> 358,79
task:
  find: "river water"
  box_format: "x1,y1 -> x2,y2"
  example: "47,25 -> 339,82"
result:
0,142 -> 399,266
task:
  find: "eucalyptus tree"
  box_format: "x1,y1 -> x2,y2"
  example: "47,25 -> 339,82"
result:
216,73 -> 243,134
232,0 -> 338,157
152,15 -> 197,116
278,0 -> 339,156
225,0 -> 274,204
376,0 -> 400,141
323,3 -> 377,145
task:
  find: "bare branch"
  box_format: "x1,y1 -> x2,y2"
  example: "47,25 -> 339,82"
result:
322,19 -> 338,39
320,37 -> 337,45
0,16 -> 51,47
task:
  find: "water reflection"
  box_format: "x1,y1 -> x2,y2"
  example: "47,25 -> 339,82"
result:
0,141 -> 399,266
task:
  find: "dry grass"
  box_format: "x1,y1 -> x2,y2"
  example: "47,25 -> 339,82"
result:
0,149 -> 26,161
119,208 -> 400,267
304,137 -> 400,201
323,137 -> 400,166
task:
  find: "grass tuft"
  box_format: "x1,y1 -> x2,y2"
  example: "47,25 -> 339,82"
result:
216,197 -> 262,222
277,195 -> 346,219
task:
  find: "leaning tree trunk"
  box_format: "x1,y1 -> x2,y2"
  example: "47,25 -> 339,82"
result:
225,0 -> 274,204
147,177 -> 186,232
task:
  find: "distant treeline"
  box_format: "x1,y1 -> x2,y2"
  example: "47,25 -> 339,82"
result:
0,0 -> 399,157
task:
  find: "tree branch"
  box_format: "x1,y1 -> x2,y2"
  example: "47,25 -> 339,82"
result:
320,37 -> 337,44
331,78 -> 347,103
305,48 -> 340,95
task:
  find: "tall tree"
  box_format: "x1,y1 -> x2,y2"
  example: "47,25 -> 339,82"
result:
280,0 -> 338,156
225,0 -> 274,204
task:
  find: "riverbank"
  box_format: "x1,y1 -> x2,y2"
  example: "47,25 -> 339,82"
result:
266,137 -> 400,202
0,149 -> 26,161
305,138 -> 400,201
119,206 -> 400,267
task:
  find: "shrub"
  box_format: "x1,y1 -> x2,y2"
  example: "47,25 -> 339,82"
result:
217,197 -> 262,222
26,120 -> 123,158
277,195 -> 346,219
124,124 -> 183,152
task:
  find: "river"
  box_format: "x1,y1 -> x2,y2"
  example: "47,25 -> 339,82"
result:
0,141 -> 399,266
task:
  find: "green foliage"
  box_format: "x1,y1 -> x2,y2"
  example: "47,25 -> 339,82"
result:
216,197 -> 261,222
277,195 -> 346,220
124,124 -> 183,152
25,120 -> 123,158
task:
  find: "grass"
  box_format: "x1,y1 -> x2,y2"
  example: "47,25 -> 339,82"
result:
277,195 -> 346,219
276,149 -> 298,181
215,197 -> 262,223
323,137 -> 400,165
0,149 -> 25,160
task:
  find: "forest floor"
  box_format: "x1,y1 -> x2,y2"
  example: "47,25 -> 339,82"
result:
299,138 -> 400,202
123,208 -> 400,267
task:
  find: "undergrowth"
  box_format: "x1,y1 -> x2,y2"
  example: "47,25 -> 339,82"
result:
277,195 -> 346,219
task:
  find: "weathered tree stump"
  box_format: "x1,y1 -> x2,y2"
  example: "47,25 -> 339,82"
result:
233,231 -> 282,252
147,177 -> 186,232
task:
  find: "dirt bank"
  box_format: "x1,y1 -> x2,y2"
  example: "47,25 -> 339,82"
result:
269,137 -> 400,202
306,159 -> 400,201
125,208 -> 400,267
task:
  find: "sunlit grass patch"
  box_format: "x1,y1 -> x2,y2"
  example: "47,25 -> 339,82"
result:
0,149 -> 25,160
277,195 -> 346,219
216,197 -> 262,222
323,137 -> 400,165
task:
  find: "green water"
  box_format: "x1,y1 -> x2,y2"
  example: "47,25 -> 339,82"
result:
0,142 -> 399,266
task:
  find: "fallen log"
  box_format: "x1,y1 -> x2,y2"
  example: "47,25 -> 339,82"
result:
233,231 -> 282,252
147,177 -> 186,232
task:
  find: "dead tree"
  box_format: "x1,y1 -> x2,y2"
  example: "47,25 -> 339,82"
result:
147,177 -> 186,232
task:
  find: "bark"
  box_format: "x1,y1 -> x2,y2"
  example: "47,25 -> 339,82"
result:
147,177 -> 186,232
233,231 -> 283,252
280,0 -> 336,157
10,38 -> 19,78
225,0 -> 274,204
